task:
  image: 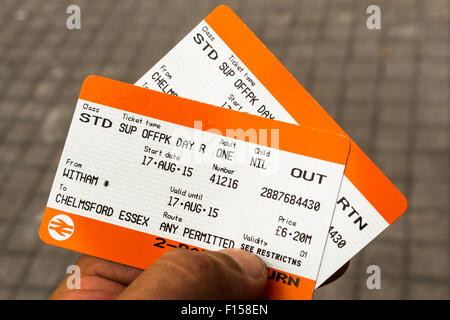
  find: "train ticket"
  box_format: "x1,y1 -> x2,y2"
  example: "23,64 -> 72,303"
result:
135,5 -> 407,287
39,75 -> 350,299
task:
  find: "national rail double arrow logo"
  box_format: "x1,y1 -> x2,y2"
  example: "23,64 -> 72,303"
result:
48,214 -> 75,241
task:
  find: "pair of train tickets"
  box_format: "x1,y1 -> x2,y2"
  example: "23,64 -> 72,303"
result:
39,6 -> 407,299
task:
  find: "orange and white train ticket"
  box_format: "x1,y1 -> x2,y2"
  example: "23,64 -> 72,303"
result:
135,5 -> 408,287
39,75 -> 350,299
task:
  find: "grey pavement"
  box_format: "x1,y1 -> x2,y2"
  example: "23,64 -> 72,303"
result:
0,0 -> 448,299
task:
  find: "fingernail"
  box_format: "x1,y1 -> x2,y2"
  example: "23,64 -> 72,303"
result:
221,249 -> 267,279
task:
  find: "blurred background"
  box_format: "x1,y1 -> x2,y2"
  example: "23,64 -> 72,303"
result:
0,0 -> 448,299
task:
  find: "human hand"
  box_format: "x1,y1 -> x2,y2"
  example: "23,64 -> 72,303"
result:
50,248 -> 268,300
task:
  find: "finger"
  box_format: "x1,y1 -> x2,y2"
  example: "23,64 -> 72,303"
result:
117,248 -> 267,300
75,255 -> 143,285
50,255 -> 143,300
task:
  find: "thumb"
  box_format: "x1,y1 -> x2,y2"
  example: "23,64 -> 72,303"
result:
117,248 -> 267,300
